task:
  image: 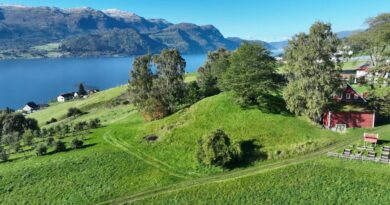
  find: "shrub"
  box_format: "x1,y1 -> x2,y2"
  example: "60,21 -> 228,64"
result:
36,144 -> 47,156
196,129 -> 239,167
71,138 -> 84,149
54,140 -> 67,152
46,118 -> 57,125
67,108 -> 83,118
74,121 -> 88,132
88,118 -> 101,129
0,149 -> 8,162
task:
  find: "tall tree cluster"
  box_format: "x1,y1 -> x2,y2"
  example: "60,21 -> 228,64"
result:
283,22 -> 342,122
221,43 -> 280,107
197,48 -> 231,97
129,49 -> 186,120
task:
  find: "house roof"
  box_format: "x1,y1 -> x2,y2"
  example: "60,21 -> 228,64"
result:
356,64 -> 370,72
346,84 -> 367,102
59,93 -> 75,98
26,102 -> 39,109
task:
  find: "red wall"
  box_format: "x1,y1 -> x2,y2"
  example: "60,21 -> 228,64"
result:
323,112 -> 375,128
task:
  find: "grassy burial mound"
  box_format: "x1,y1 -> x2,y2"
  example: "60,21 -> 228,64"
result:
102,92 -> 356,175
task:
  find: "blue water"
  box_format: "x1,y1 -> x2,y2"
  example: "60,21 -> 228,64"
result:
0,55 -> 206,109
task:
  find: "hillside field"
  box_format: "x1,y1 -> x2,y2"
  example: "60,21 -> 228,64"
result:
0,84 -> 388,204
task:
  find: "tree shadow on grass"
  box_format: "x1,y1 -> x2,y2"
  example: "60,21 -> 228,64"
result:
257,94 -> 292,116
378,139 -> 390,145
226,139 -> 268,169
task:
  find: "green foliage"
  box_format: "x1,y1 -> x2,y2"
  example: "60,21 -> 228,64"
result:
22,130 -> 35,146
128,49 -> 186,120
71,138 -> 84,149
152,49 -> 187,114
284,22 -> 342,122
221,43 -> 281,107
184,81 -> 202,105
78,83 -> 87,96
54,140 -> 67,153
0,149 -> 8,162
196,129 -> 239,167
198,48 -> 230,97
88,118 -> 101,129
67,107 -> 83,118
73,121 -> 88,132
35,144 -> 47,156
0,112 -> 39,136
368,87 -> 390,117
348,13 -> 390,67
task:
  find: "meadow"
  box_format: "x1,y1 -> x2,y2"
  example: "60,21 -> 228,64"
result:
132,157 -> 390,205
0,82 -> 386,204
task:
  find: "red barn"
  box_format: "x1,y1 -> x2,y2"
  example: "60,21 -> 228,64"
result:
323,84 -> 375,129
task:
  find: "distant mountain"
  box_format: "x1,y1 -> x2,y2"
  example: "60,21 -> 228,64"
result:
227,37 -> 275,50
267,30 -> 362,52
0,5 -> 247,57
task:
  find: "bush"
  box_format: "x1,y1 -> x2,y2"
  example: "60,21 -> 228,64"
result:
67,108 -> 83,118
46,118 -> 57,125
196,129 -> 239,167
0,149 -> 9,162
54,140 -> 67,152
36,144 -> 47,156
71,139 -> 84,149
88,118 -> 101,129
74,121 -> 88,132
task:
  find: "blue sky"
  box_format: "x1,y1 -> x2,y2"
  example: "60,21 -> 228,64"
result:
1,0 -> 389,41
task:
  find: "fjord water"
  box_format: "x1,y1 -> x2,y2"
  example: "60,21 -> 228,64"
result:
0,55 -> 206,109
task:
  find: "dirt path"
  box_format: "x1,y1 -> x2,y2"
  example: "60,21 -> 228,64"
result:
98,135 -> 358,205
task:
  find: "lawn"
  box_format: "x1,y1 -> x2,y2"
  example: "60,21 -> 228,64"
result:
133,156 -> 390,205
342,60 -> 366,70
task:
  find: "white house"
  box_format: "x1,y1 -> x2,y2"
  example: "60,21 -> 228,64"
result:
356,64 -> 371,79
57,93 -> 76,102
22,102 -> 39,113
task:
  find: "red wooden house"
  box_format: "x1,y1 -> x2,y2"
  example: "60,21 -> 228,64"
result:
323,84 -> 375,129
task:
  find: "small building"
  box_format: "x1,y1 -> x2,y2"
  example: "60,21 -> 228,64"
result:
22,102 -> 39,113
57,93 -> 77,102
356,64 -> 371,79
324,84 -> 375,129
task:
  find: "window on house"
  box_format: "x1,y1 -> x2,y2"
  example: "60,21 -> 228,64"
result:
346,93 -> 351,99
354,94 -> 358,99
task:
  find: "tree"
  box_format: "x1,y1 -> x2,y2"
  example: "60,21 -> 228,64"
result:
152,49 -> 186,115
73,121 -> 88,132
67,107 -> 83,118
198,48 -> 230,97
71,138 -> 84,149
196,129 -> 237,167
88,118 -> 101,129
184,81 -> 202,105
78,83 -> 87,96
283,22 -> 342,122
221,43 -> 280,107
347,13 -> 390,67
368,87 -> 390,117
35,144 -> 47,156
54,140 -> 67,152
22,129 -> 35,146
129,55 -> 154,110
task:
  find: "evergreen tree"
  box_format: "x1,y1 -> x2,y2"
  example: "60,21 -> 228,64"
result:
283,22 -> 342,122
78,83 -> 87,96
221,43 -> 280,107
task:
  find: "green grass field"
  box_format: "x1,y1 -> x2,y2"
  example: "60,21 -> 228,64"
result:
133,157 -> 390,205
342,60 -> 366,70
1,84 -> 388,204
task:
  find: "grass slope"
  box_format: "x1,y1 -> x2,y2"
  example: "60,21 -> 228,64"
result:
0,85 -> 379,204
133,157 -> 390,205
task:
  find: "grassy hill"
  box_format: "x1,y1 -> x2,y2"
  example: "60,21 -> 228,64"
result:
0,85 -> 385,204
